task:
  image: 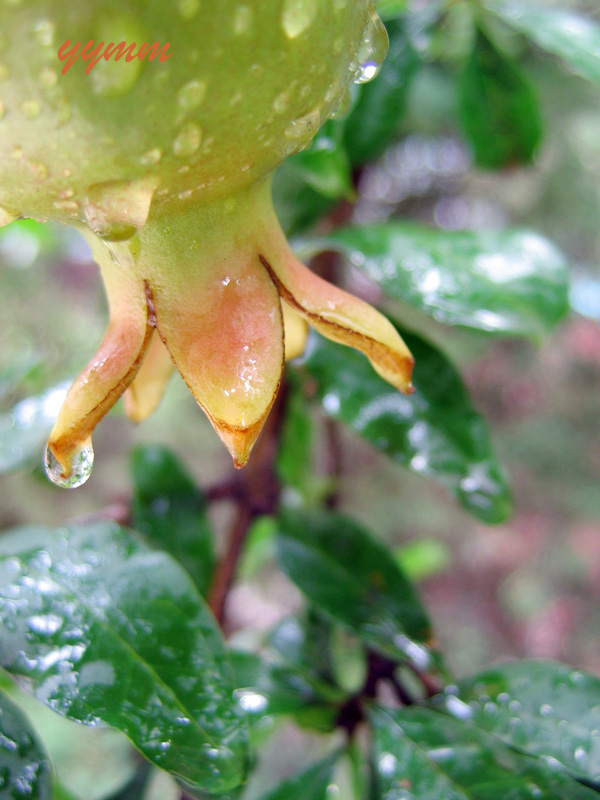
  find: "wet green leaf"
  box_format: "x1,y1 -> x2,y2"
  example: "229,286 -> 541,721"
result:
345,18 -> 419,164
130,445 -> 215,597
371,706 -> 599,800
300,327 -> 512,523
0,523 -> 248,795
301,225 -> 569,340
276,508 -> 434,664
0,688 -> 53,800
459,27 -> 542,169
488,2 -> 600,85
273,159 -> 337,239
290,121 -> 354,201
230,650 -> 344,730
256,751 -> 340,800
434,660 -> 600,784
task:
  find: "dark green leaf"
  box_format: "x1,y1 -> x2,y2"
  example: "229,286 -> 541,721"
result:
488,2 -> 600,85
376,0 -> 408,21
230,650 -> 344,728
371,706 -> 599,800
0,523 -> 248,794
300,327 -> 512,523
345,19 -> 419,164
0,383 -> 69,475
289,121 -> 354,201
459,27 -> 542,169
0,688 -> 52,800
435,659 -> 600,784
130,445 -> 215,596
256,751 -> 340,800
268,612 -> 336,685
273,160 -> 337,238
301,225 -> 569,340
276,381 -> 314,497
276,508 -> 435,665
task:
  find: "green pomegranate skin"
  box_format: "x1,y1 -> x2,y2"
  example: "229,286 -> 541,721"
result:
0,0 -> 374,223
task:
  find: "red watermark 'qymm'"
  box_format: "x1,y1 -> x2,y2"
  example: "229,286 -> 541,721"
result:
58,40 -> 172,75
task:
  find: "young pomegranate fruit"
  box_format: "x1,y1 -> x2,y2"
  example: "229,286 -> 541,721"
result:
0,0 -> 414,487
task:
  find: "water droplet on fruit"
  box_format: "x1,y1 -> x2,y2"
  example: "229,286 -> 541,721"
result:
281,0 -> 318,39
91,15 -> 145,97
177,79 -> 207,111
44,442 -> 94,489
34,18 -> 55,46
177,0 -> 200,19
353,5 -> 388,84
84,176 -> 159,240
173,121 -> 202,157
0,205 -> 18,226
29,161 -> 49,180
284,108 -> 320,149
140,148 -> 162,165
53,199 -> 79,213
20,99 -> 41,119
233,5 -> 253,35
273,91 -> 290,115
39,67 -> 58,88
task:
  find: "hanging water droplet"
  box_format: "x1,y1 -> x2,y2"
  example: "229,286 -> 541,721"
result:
177,0 -> 200,19
173,121 -> 202,157
353,5 -> 388,84
233,4 -> 253,35
0,205 -> 18,226
84,176 -> 159,240
281,0 -> 318,39
330,86 -> 352,119
284,108 -> 320,150
44,443 -> 94,489
177,79 -> 207,111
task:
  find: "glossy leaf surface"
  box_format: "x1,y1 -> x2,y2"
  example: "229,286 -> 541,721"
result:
489,2 -> 600,85
276,508 -> 434,664
131,445 -> 215,596
0,523 -> 248,794
459,28 -> 542,168
435,660 -> 600,784
0,688 -> 52,800
371,706 -> 599,799
230,650 -> 343,730
302,225 -> 569,340
300,327 -> 512,523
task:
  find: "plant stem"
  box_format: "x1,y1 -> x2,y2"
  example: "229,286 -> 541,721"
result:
208,380 -> 288,630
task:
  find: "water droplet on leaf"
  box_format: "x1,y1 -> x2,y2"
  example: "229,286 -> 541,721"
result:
44,442 -> 94,489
